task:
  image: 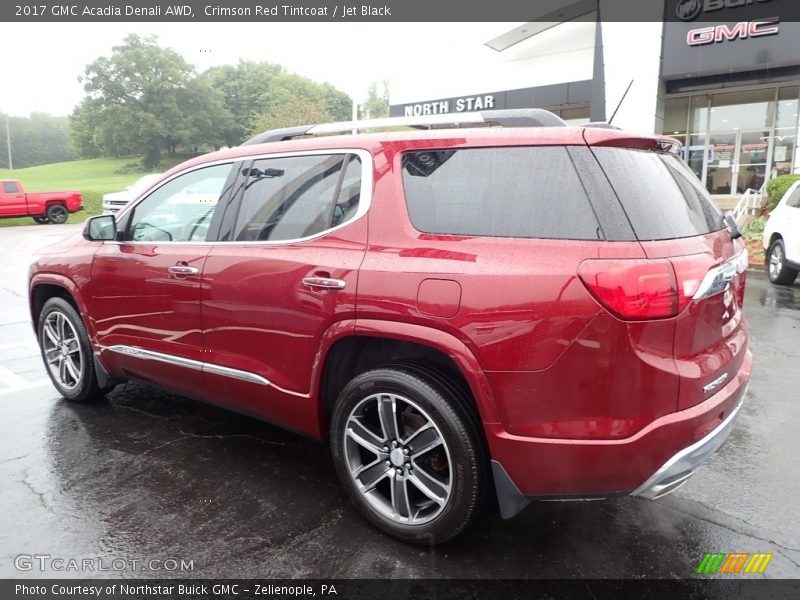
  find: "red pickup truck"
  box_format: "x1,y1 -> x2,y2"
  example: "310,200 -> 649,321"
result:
0,179 -> 83,224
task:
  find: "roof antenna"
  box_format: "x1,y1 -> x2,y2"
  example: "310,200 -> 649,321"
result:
609,79 -> 634,125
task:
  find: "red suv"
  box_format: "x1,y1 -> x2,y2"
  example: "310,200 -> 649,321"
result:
29,109 -> 751,543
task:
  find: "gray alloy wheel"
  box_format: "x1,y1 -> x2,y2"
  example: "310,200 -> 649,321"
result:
46,204 -> 69,224
343,392 -> 453,525
41,310 -> 83,391
331,366 -> 487,544
767,239 -> 799,286
37,297 -> 109,402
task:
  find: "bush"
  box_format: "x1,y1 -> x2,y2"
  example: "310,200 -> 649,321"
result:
766,174 -> 800,210
743,216 -> 766,240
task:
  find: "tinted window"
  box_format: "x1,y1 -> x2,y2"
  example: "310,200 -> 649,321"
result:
127,164 -> 233,242
402,147 -> 602,240
786,185 -> 800,209
3,181 -> 19,193
232,154 -> 360,242
592,147 -> 724,240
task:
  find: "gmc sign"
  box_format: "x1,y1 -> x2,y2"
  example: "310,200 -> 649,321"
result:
687,17 -> 780,45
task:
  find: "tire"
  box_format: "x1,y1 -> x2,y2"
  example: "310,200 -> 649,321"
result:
46,204 -> 69,224
767,239 -> 798,286
33,216 -> 50,225
330,366 -> 488,544
37,297 -> 106,402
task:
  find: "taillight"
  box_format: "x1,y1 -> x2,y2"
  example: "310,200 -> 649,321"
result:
578,259 -> 682,320
578,250 -> 747,321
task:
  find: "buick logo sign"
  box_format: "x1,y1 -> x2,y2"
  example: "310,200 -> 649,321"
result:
676,0 -> 703,21
676,0 -> 774,21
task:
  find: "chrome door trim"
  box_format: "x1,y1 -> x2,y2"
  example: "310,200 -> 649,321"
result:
107,345 -> 270,386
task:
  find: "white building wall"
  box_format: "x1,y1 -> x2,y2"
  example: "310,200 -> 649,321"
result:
390,21 -> 597,105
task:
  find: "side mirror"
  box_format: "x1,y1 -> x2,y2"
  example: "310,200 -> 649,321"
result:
724,213 -> 742,240
83,214 -> 117,241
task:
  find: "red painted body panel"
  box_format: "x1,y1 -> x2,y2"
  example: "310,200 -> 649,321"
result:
198,217 -> 367,435
27,125 -> 751,498
0,179 -> 82,218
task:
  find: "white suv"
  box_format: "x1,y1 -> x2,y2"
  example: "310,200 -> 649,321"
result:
764,180 -> 800,285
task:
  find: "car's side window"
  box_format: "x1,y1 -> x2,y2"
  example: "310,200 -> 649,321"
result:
3,181 -> 19,193
786,186 -> 800,209
231,154 -> 361,242
126,164 -> 234,242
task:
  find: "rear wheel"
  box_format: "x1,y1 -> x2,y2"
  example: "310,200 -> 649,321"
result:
767,239 -> 798,286
37,297 -> 106,402
33,216 -> 49,225
46,204 -> 68,224
330,366 -> 487,544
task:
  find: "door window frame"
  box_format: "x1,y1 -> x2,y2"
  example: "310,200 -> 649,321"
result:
215,148 -> 373,245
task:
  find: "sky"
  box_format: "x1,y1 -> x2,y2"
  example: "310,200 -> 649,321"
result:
0,22 -> 520,118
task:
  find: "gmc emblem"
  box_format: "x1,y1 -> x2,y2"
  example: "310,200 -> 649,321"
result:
687,17 -> 780,45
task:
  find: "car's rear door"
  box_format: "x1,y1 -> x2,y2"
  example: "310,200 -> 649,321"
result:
87,161 -> 243,399
199,150 -> 369,435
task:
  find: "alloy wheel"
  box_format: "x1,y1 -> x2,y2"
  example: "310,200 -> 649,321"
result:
42,311 -> 83,390
769,244 -> 783,279
343,393 -> 452,525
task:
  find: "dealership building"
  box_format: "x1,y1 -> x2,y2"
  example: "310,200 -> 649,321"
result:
389,0 -> 800,208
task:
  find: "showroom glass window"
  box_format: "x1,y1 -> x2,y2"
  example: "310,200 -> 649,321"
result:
126,164 -> 234,242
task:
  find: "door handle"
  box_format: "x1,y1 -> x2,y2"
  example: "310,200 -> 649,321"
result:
302,276 -> 346,290
168,264 -> 199,276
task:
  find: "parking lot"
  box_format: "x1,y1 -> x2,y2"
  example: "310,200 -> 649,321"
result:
0,223 -> 798,579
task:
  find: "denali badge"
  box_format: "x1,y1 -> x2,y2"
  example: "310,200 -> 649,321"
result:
687,18 -> 780,46
703,373 -> 729,394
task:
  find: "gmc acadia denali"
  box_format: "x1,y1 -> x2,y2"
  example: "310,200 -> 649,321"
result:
29,109 -> 751,543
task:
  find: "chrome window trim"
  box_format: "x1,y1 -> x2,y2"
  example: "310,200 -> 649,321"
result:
110,148 -> 373,246
107,345 -> 270,386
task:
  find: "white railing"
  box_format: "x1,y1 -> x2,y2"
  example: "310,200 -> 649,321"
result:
729,183 -> 766,229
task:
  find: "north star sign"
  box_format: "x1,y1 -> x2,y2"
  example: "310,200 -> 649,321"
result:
403,95 -> 496,116
687,17 -> 780,45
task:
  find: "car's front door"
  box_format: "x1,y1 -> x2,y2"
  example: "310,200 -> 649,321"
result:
200,151 -> 369,435
87,162 -> 241,398
0,181 -> 26,216
783,184 -> 800,264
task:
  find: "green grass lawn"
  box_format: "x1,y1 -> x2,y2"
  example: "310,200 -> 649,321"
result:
0,155 -> 187,227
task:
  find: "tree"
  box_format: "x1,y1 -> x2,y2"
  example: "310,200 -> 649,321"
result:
0,112 -> 76,169
359,81 -> 390,120
72,34 -> 232,167
199,61 -> 284,146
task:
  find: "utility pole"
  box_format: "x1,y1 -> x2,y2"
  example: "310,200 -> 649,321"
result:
5,115 -> 11,170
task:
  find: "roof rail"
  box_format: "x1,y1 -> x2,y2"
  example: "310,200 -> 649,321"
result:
242,108 -> 567,146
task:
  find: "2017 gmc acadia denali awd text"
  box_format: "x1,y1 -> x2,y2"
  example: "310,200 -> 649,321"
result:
29,110 -> 751,543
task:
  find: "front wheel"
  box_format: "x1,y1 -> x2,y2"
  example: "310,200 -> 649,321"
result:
33,216 -> 49,225
37,297 -> 105,402
330,366 -> 487,544
767,239 -> 798,286
46,204 -> 69,224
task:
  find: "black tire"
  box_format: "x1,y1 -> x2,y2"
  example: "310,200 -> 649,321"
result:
32,216 -> 50,225
37,297 -> 106,402
330,366 -> 487,544
767,238 -> 798,286
46,204 -> 69,224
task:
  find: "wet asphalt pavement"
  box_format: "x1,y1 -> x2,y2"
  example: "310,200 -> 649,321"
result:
0,224 -> 798,579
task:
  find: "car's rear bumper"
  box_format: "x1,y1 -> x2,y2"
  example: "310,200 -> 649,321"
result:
488,349 -> 752,518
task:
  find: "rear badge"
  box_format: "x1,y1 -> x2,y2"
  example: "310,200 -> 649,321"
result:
704,373 -> 729,394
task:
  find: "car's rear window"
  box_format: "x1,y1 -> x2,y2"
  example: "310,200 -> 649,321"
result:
591,147 -> 725,240
401,147 -> 602,240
